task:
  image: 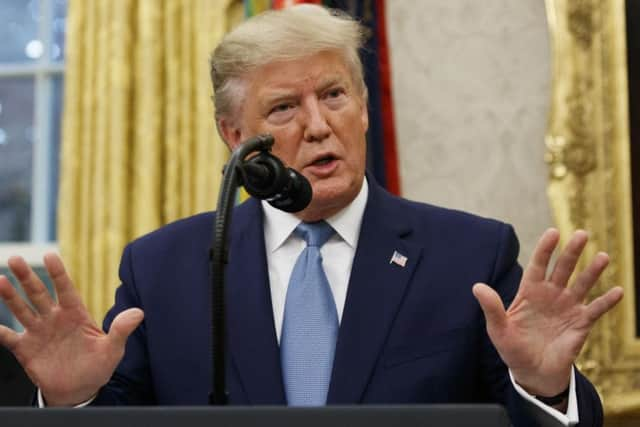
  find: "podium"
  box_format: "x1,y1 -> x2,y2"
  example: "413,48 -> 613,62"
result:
0,405 -> 510,427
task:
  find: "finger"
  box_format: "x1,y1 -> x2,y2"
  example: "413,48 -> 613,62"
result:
0,275 -> 37,329
0,324 -> 20,352
7,256 -> 54,315
585,286 -> 623,323
570,252 -> 610,301
472,283 -> 507,331
43,253 -> 83,309
523,228 -> 560,283
549,230 -> 589,288
107,308 -> 145,350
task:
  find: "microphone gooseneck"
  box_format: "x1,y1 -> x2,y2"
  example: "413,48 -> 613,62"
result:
209,134 -> 311,405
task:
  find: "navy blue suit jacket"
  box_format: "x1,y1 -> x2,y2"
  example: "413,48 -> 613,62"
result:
95,182 -> 602,426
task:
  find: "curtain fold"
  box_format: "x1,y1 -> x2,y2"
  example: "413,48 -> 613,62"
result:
59,0 -> 234,320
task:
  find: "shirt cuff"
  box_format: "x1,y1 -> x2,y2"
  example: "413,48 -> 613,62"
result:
37,388 -> 96,408
509,368 -> 579,426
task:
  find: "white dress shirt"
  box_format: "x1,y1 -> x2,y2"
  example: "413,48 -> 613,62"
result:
262,179 -> 369,342
41,178 -> 579,424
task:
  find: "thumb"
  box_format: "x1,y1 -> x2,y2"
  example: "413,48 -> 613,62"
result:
107,308 -> 144,349
472,283 -> 507,331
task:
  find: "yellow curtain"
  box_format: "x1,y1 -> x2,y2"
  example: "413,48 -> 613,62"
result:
58,0 -> 236,320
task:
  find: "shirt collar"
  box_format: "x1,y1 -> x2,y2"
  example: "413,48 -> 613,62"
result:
262,177 -> 369,253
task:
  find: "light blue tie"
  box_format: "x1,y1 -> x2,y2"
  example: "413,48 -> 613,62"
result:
281,221 -> 338,406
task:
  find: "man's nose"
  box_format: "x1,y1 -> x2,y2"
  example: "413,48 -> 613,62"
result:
301,98 -> 331,142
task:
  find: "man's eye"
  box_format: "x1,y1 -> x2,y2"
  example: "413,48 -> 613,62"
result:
326,88 -> 344,98
271,104 -> 293,114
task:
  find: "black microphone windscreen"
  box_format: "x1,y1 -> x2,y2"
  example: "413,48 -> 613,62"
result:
239,151 -> 312,213
267,169 -> 312,213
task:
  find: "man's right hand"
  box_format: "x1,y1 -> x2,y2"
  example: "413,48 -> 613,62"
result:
0,253 -> 144,406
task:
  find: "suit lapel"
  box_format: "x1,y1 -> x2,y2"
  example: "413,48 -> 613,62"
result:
327,183 -> 423,404
226,198 -> 286,404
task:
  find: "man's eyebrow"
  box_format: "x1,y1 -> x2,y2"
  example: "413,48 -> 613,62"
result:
258,75 -> 349,108
316,76 -> 347,92
260,90 -> 299,108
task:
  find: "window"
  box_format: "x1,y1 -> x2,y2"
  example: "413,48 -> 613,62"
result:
0,0 -> 67,329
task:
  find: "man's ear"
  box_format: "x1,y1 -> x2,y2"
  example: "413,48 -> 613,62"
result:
217,116 -> 243,151
360,97 -> 369,133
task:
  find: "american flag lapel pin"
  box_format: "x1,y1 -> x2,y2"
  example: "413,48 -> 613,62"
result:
389,250 -> 408,267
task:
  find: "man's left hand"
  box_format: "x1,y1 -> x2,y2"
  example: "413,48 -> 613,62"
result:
472,228 -> 623,398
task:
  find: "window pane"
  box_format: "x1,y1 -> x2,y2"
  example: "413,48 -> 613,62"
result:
51,0 -> 67,62
48,75 -> 63,241
0,0 -> 40,63
0,77 -> 35,242
0,268 -> 14,328
0,266 -> 54,331
0,266 -> 18,329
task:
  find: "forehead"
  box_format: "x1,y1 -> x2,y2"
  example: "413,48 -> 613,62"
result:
245,51 -> 354,96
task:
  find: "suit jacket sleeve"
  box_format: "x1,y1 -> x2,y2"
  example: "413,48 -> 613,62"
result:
92,243 -> 156,405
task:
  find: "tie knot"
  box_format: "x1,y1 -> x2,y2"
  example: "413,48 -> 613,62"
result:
295,221 -> 334,247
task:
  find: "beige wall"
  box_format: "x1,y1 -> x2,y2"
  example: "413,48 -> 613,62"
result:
386,0 -> 553,265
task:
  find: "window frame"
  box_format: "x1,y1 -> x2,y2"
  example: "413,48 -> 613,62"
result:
0,243 -> 59,267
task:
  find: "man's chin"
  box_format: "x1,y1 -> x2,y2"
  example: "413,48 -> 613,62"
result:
299,181 -> 361,221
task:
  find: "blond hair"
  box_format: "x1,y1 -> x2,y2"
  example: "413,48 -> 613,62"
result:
209,4 -> 368,120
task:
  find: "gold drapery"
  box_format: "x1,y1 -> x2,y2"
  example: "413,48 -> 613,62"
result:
58,0 -> 235,320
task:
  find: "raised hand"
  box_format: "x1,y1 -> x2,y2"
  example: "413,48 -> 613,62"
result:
472,228 -> 623,398
0,254 -> 144,406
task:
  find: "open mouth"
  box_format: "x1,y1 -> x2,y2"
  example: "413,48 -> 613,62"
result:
311,155 -> 336,166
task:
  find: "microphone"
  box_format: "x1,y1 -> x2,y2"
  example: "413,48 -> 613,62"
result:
238,151 -> 312,213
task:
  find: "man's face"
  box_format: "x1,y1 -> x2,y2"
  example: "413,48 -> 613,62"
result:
220,50 -> 369,222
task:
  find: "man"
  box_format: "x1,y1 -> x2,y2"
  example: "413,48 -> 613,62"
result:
0,5 -> 623,426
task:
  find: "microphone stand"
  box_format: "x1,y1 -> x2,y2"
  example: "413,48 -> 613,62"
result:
208,134 -> 275,405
